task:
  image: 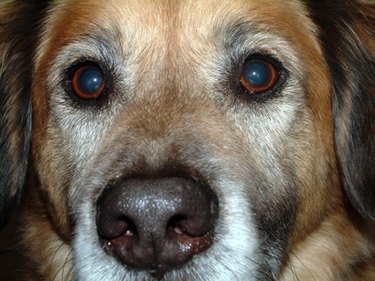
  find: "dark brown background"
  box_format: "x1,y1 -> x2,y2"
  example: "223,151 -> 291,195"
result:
0,214 -> 24,281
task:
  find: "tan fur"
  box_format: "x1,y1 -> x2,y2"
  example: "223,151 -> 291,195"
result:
282,210 -> 375,281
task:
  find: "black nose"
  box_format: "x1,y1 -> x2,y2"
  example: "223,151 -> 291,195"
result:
96,176 -> 218,278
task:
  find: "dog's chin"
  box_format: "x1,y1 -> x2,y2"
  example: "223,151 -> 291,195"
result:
73,177 -> 260,281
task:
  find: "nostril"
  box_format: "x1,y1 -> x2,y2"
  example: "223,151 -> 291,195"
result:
168,215 -> 188,235
96,187 -> 139,240
97,215 -> 137,240
166,215 -> 214,257
167,214 -> 211,237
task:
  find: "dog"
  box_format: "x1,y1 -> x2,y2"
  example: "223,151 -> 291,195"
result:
0,0 -> 374,280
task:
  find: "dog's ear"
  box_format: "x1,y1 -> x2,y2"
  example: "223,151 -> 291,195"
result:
309,2 -> 375,221
0,2 -> 48,228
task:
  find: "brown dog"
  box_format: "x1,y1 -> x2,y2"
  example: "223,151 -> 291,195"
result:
0,1 -> 374,280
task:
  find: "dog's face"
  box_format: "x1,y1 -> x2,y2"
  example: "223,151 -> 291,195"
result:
0,1 -> 374,281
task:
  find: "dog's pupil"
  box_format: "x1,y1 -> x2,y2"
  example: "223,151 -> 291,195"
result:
244,60 -> 272,87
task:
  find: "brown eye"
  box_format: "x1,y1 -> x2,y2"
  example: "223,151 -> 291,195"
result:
70,65 -> 105,99
240,59 -> 279,94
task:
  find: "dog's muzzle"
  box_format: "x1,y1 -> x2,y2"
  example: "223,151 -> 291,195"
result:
96,176 -> 219,278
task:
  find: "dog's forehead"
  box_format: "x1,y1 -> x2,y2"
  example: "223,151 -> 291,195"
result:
46,0 -> 307,31
37,0 -> 314,67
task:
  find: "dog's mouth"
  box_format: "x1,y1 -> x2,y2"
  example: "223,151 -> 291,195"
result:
95,176 -> 219,279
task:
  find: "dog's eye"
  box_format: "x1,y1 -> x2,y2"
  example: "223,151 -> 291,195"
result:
70,65 -> 105,100
240,58 -> 279,94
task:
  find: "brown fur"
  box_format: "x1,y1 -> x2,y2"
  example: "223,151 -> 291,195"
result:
1,1 -> 374,280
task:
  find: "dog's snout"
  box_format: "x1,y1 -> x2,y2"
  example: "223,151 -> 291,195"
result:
96,176 -> 218,278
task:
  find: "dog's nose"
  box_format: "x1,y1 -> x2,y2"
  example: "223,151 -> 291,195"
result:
96,176 -> 218,278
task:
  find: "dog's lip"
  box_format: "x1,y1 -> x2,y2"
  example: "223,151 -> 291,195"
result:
102,229 -> 214,275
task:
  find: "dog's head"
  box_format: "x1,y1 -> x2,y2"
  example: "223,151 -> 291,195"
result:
0,1 -> 374,280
